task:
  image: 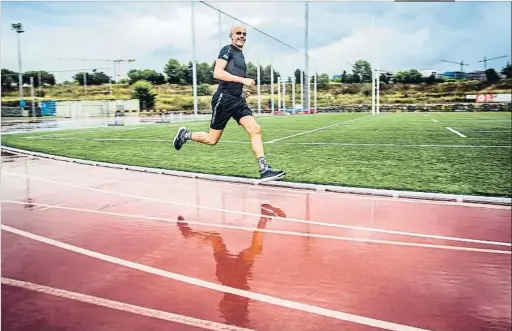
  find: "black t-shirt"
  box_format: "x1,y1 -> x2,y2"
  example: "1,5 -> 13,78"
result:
216,44 -> 246,97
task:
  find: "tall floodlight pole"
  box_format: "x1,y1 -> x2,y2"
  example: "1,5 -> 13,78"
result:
376,21 -> 380,115
300,69 -> 304,106
292,78 -> 295,107
314,60 -> 317,111
282,80 -> 286,109
277,77 -> 281,112
12,23 -> 25,111
30,76 -> 35,118
271,66 -> 275,115
191,2 -> 198,117
218,11 -> 222,49
304,2 -> 310,111
371,17 -> 376,115
257,61 -> 261,114
37,71 -> 42,96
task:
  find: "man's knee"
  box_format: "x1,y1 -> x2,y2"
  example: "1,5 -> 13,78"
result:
206,137 -> 219,145
205,129 -> 223,145
249,123 -> 261,136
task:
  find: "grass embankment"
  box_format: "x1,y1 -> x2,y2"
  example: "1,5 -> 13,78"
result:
3,112 -> 511,197
2,79 -> 511,112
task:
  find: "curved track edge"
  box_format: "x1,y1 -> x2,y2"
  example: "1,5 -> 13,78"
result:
2,146 -> 510,206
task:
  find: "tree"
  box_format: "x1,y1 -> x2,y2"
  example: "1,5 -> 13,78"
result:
164,58 -> 187,84
340,70 -> 348,83
501,63 -> 512,78
485,68 -> 500,83
294,69 -> 305,84
197,83 -> 211,96
350,72 -> 361,83
23,71 -> 56,87
379,73 -> 391,84
403,69 -> 423,84
197,62 -> 214,84
317,73 -> 330,88
127,69 -> 165,85
246,62 -> 257,81
91,71 -> 111,85
393,71 -> 406,83
1,69 -> 17,91
424,74 -> 436,85
352,60 -> 372,83
131,80 -> 157,110
261,65 -> 272,84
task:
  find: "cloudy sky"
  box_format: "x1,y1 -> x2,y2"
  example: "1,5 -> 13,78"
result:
1,0 -> 511,82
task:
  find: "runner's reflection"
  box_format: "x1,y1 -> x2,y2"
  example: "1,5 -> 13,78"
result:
176,203 -> 286,327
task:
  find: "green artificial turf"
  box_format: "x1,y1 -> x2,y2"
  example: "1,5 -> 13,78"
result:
2,112 -> 511,197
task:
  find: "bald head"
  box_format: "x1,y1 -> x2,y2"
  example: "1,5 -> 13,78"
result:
230,25 -> 247,49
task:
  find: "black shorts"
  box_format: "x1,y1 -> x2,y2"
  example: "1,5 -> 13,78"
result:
210,91 -> 253,130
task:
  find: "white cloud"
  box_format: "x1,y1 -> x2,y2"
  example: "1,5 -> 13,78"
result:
1,1 -> 509,83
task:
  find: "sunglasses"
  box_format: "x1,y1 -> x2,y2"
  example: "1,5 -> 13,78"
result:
235,31 -> 247,36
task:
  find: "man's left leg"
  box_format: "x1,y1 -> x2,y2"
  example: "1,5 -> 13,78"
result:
237,113 -> 285,181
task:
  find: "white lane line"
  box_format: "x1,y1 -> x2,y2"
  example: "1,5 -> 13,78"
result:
2,200 -> 510,255
0,224 -> 432,331
266,115 -> 371,144
431,119 -> 439,123
259,142 -> 509,149
18,136 -> 512,148
445,127 -> 467,138
20,137 -> 249,144
35,202 -> 66,211
4,170 -> 507,210
470,131 -> 511,133
4,172 -> 510,247
1,277 -> 256,331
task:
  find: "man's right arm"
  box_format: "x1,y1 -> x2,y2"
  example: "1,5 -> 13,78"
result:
214,58 -> 243,83
214,46 -> 254,86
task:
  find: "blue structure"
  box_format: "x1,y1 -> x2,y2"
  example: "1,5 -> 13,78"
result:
442,71 -> 466,80
39,100 -> 57,116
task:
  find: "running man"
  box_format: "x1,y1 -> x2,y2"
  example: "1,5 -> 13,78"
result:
172,25 -> 285,182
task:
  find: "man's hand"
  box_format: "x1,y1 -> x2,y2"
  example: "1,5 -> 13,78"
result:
240,78 -> 255,87
242,88 -> 252,99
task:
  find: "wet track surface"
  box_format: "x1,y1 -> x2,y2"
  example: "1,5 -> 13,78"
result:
1,151 -> 511,331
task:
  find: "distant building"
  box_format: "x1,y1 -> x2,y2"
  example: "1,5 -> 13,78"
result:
442,71 -> 467,80
466,71 -> 487,81
419,70 -> 438,78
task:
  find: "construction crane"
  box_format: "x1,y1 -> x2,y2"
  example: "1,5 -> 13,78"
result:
477,55 -> 508,70
57,58 -> 136,80
441,60 -> 469,72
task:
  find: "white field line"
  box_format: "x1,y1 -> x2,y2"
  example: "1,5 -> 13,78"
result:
4,172 -> 511,247
260,142 -> 510,149
0,224 -> 433,331
431,119 -> 439,123
20,137 -> 249,144
439,119 -> 511,122
445,127 -> 467,138
1,277 -> 256,331
469,130 -> 512,133
17,137 -> 511,149
266,115 -> 372,144
4,200 -> 509,255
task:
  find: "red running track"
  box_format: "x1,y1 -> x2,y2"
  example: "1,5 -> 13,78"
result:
1,151 -> 511,331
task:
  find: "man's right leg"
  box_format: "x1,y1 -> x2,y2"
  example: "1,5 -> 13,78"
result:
173,127 -> 224,150
173,92 -> 229,150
